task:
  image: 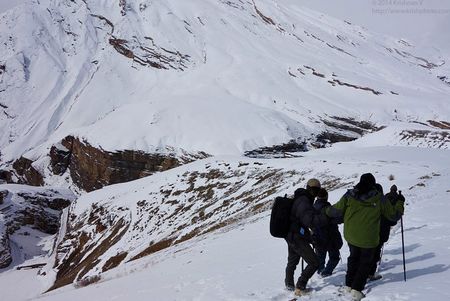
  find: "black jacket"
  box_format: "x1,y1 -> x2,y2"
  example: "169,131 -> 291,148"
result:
313,198 -> 343,250
288,189 -> 328,243
379,191 -> 402,243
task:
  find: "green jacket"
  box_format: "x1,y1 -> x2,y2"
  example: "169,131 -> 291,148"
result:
326,188 -> 404,248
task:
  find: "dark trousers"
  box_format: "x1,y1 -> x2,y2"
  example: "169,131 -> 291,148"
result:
316,246 -> 340,274
346,243 -> 376,292
368,242 -> 384,276
285,237 -> 319,289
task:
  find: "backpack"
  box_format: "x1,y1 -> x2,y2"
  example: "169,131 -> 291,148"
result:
270,195 -> 294,238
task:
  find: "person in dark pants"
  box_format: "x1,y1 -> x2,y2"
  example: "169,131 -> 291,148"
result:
367,185 -> 405,280
285,178 -> 329,296
326,174 -> 404,301
312,188 -> 343,277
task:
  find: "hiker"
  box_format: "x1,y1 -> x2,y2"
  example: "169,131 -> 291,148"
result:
326,173 -> 404,301
285,178 -> 329,296
367,184 -> 405,281
312,188 -> 343,277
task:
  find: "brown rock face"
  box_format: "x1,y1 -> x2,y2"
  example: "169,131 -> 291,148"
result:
0,190 -> 8,204
12,157 -> 44,186
50,136 -> 209,192
0,232 -> 12,269
49,137 -> 73,175
0,187 -> 74,269
0,170 -> 13,183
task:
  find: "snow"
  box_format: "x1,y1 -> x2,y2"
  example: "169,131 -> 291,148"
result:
1,0 -> 450,300
1,0 -> 449,163
0,0 -> 26,15
289,0 -> 450,52
1,137 -> 450,300
0,184 -> 76,300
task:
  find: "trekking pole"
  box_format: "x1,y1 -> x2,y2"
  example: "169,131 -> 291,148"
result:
301,258 -> 304,272
399,190 -> 407,282
401,215 -> 407,281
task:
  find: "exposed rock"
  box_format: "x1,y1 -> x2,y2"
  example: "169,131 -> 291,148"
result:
438,76 -> 450,86
0,186 -> 75,269
0,170 -> 13,184
51,136 -> 209,192
428,120 -> 450,130
0,190 -> 8,204
315,116 -> 382,147
49,137 -> 73,175
50,215 -> 130,291
304,65 -> 326,78
328,78 -> 382,95
315,132 -> 356,145
4,191 -> 72,235
119,0 -> 127,16
252,0 -> 276,26
0,229 -> 12,269
12,157 -> 44,186
108,36 -> 191,70
245,117 -> 382,156
394,49 -> 444,69
399,129 -> 450,149
244,140 -> 307,158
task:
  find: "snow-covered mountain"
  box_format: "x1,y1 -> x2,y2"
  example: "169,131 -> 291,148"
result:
1,0 -> 450,300
1,0 -> 449,192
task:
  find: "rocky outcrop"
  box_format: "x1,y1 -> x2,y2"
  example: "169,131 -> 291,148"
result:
108,36 -> 191,70
0,227 -> 12,269
11,157 -> 44,186
314,116 -> 382,147
0,170 -> 13,184
49,136 -> 209,192
49,138 -> 73,175
244,140 -> 307,158
0,186 -> 75,269
0,190 -> 8,204
399,129 -> 450,149
50,206 -> 131,291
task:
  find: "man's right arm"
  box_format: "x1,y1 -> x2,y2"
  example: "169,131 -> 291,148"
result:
326,193 -> 348,219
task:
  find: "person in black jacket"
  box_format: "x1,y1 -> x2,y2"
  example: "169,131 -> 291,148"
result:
285,178 -> 329,296
367,184 -> 405,280
312,188 -> 343,277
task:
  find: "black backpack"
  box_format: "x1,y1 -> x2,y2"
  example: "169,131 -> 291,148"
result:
270,195 -> 294,238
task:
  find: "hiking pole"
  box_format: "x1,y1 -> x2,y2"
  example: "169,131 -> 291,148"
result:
301,258 -> 304,272
399,190 -> 406,282
401,215 -> 407,281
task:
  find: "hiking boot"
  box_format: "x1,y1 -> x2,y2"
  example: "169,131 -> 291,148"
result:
294,287 -> 312,296
338,286 -> 352,294
350,289 -> 365,301
368,273 -> 382,281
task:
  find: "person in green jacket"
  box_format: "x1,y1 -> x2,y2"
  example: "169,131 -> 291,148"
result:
326,173 -> 404,301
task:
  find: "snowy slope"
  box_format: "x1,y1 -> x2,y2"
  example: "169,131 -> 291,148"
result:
1,1 -> 450,300
291,0 -> 450,52
1,137 -> 449,300
1,0 -> 449,165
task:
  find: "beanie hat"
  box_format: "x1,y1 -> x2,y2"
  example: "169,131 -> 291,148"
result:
306,178 -> 321,189
355,173 -> 376,194
390,185 -> 398,193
